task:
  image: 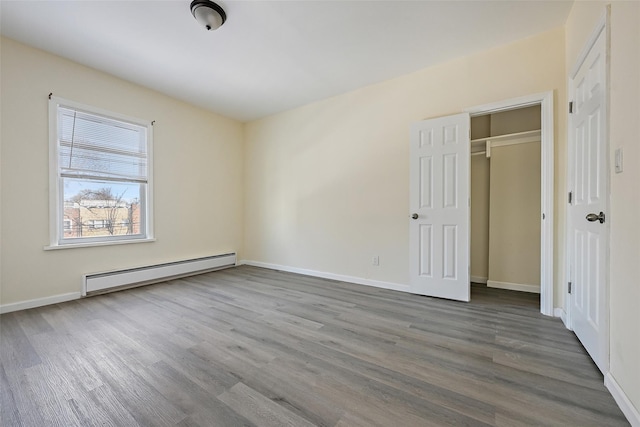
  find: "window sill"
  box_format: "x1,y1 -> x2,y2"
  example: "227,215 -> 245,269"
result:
44,238 -> 156,251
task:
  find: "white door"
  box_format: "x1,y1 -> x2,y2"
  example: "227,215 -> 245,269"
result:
410,113 -> 470,301
568,24 -> 609,373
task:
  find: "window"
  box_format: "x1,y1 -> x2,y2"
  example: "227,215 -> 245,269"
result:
49,97 -> 153,248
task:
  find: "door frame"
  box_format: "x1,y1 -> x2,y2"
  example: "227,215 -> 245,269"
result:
465,91 -> 554,317
565,9 -> 610,371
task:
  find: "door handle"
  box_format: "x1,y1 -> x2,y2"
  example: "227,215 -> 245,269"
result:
586,211 -> 605,224
411,213 -> 419,220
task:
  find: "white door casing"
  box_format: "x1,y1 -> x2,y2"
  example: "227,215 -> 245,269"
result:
410,113 -> 470,302
567,16 -> 609,373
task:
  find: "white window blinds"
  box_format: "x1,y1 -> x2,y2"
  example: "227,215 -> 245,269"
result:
58,106 -> 148,183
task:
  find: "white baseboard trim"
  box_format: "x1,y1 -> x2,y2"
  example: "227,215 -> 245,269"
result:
0,292 -> 81,314
487,280 -> 540,294
470,275 -> 488,284
240,260 -> 410,293
553,307 -> 568,327
605,373 -> 640,427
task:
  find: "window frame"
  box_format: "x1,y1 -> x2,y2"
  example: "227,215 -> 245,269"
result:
47,97 -> 154,250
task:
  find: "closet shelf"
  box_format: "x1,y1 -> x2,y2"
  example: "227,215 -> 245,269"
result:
471,129 -> 541,155
471,129 -> 541,144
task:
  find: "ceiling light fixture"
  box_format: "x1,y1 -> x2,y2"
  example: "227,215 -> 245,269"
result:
190,0 -> 226,31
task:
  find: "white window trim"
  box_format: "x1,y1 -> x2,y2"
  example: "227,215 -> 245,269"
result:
46,96 -> 154,250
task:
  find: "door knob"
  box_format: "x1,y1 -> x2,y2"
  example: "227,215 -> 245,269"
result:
411,213 -> 419,220
586,211 -> 605,224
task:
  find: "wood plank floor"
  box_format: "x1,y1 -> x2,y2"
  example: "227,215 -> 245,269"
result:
0,265 -> 629,426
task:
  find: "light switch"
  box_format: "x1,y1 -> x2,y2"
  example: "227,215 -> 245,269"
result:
615,148 -> 623,173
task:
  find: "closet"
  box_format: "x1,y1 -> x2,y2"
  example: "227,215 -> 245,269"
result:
470,105 -> 541,294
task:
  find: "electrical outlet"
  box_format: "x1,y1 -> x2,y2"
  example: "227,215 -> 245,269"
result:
372,256 -> 379,266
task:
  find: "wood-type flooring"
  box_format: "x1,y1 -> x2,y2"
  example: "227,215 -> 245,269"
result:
0,265 -> 629,426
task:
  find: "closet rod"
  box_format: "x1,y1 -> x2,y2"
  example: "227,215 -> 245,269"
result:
470,129 -> 540,144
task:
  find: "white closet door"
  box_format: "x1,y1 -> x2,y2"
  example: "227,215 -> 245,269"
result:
409,113 -> 470,302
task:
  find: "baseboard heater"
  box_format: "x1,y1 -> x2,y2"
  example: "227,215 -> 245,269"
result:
82,253 -> 236,296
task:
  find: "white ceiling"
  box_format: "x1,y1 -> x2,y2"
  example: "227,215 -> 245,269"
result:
1,1 -> 573,122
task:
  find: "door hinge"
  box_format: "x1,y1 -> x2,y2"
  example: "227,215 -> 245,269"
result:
569,101 -> 574,114
568,282 -> 572,294
568,191 -> 573,204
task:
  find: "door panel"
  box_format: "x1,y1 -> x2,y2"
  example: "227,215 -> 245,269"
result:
568,26 -> 608,373
419,225 -> 432,277
410,113 -> 470,301
443,225 -> 458,279
419,157 -> 433,208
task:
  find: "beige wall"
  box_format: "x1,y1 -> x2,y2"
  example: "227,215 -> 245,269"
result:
490,105 -> 541,135
245,27 -> 566,294
470,155 -> 490,281
566,1 -> 640,416
0,37 -> 245,306
471,115 -> 491,140
488,142 -> 541,287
